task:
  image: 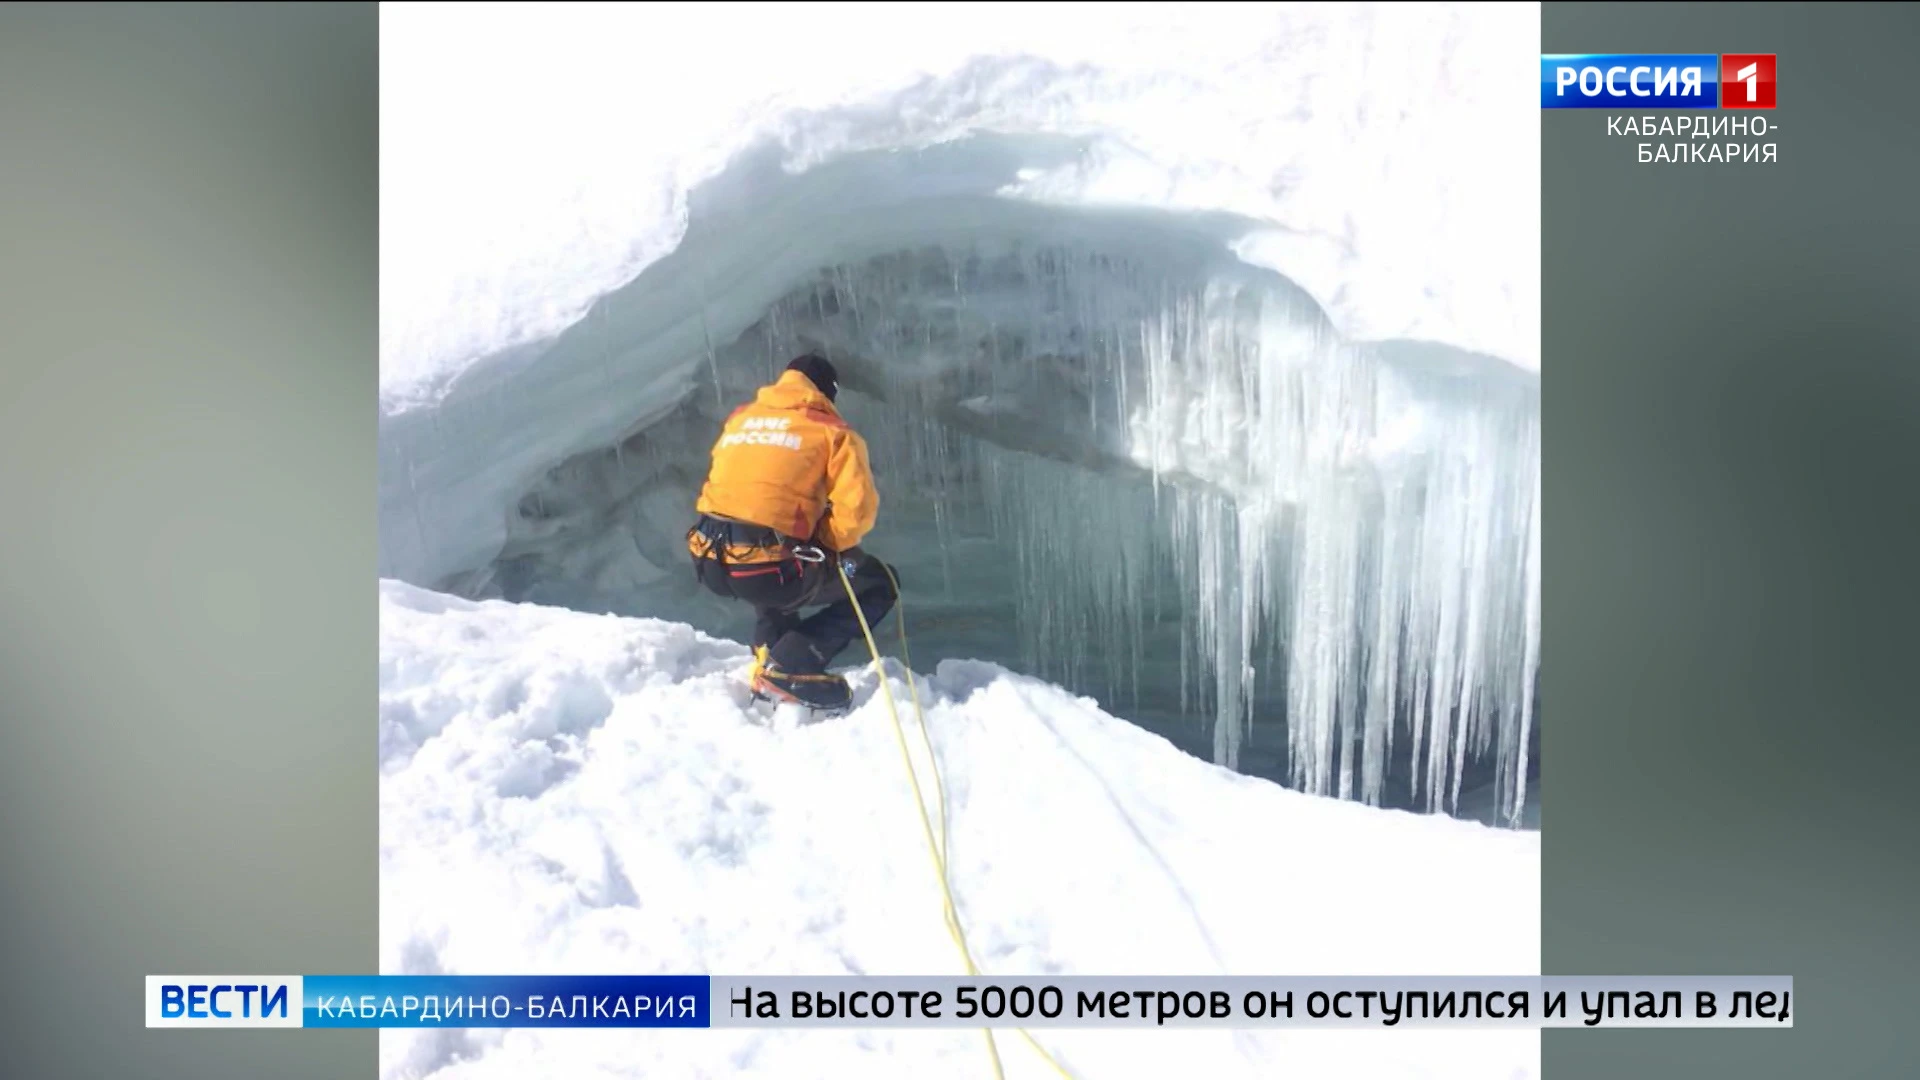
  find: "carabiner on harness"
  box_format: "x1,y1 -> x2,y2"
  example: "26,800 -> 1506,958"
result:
790,544 -> 828,564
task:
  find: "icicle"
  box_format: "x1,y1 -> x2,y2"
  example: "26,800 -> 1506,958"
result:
718,238 -> 1538,823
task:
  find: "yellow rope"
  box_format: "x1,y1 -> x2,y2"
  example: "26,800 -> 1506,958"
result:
878,563 -> 951,867
839,561 -> 1078,1080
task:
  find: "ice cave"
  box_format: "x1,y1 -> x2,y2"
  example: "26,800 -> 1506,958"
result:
378,131 -> 1541,830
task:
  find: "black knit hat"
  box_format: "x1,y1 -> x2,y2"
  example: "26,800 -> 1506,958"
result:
786,353 -> 838,402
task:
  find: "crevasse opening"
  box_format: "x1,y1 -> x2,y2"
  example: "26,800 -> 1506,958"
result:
382,136 -> 1540,827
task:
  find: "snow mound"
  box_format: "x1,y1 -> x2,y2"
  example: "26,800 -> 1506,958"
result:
379,579 -> 1538,1080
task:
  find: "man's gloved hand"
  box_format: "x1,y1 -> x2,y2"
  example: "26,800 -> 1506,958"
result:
837,545 -> 865,579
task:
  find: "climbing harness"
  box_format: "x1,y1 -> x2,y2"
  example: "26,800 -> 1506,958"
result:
688,514 -> 822,577
689,514 -> 838,608
836,561 -> 1079,1080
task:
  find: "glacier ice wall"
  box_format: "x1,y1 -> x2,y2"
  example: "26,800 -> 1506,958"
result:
723,244 -> 1540,822
387,189 -> 1538,823
379,56 -> 1541,823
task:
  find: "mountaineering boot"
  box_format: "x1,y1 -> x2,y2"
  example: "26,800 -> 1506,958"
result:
751,658 -> 853,713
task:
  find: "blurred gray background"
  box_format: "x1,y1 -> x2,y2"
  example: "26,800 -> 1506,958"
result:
1,3 -> 1913,1078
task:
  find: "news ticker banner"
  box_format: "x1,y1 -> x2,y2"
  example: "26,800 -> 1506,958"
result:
1541,53 -> 1780,166
146,975 -> 1793,1031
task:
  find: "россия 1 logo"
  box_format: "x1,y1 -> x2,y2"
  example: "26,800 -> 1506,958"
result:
1541,54 -> 1776,109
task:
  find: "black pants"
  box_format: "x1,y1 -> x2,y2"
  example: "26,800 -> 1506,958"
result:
694,552 -> 899,675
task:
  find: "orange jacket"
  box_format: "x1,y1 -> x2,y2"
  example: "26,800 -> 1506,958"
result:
692,369 -> 879,557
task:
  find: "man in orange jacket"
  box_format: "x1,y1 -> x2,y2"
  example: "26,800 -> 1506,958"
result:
687,354 -> 898,711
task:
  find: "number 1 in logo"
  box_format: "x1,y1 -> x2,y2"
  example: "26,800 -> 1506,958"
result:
1720,54 -> 1776,109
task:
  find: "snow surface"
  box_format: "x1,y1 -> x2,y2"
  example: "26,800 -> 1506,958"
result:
380,2 -> 1539,411
379,579 -> 1539,1080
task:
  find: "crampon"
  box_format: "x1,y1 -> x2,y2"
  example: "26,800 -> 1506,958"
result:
746,646 -> 853,716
